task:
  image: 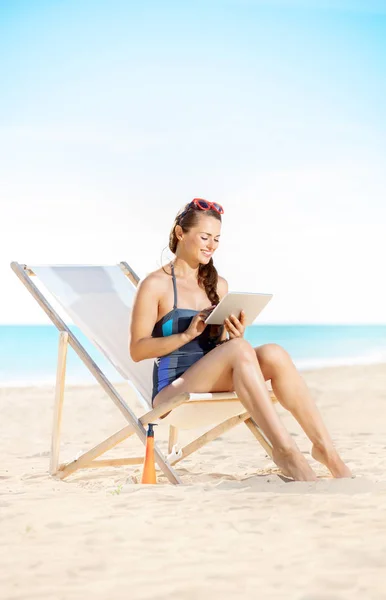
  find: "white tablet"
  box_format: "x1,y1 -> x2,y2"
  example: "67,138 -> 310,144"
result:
204,292 -> 273,326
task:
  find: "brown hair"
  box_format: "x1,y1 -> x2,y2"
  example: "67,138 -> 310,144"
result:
168,202 -> 222,305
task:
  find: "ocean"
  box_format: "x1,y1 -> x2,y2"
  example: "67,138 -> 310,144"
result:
1,324 -> 386,387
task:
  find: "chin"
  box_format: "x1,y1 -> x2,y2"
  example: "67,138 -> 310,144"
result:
199,255 -> 213,264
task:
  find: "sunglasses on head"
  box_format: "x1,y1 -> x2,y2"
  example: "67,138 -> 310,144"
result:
191,198 -> 224,214
177,198 -> 224,223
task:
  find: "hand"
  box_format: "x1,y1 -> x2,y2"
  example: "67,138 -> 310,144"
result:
224,311 -> 246,339
185,305 -> 215,341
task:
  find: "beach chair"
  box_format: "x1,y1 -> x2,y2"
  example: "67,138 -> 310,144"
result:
11,261 -> 275,485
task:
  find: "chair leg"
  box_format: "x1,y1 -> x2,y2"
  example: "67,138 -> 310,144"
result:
244,417 -> 273,459
171,412 -> 250,465
50,332 -> 68,475
168,425 -> 179,454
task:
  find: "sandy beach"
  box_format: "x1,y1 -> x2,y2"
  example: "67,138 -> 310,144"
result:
2,363 -> 386,599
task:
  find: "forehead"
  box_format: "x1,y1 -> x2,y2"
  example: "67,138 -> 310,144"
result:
193,213 -> 222,235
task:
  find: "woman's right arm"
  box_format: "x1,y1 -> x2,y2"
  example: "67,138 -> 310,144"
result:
129,276 -> 210,362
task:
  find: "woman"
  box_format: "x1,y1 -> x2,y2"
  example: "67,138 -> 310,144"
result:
130,198 -> 351,482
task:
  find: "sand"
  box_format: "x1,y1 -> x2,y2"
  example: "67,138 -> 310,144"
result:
1,363 -> 386,599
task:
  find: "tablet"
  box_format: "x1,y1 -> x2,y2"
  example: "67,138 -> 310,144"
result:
204,292 -> 273,326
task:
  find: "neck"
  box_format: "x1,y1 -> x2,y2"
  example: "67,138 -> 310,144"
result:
172,256 -> 200,280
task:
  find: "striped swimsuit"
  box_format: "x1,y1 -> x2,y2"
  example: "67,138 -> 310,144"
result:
152,264 -> 220,403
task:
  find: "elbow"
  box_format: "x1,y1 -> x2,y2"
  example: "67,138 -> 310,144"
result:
130,353 -> 142,363
130,338 -> 155,363
129,343 -> 141,363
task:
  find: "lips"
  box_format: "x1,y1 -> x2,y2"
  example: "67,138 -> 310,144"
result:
201,251 -> 212,257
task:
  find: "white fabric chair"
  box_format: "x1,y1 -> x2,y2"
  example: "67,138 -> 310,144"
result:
11,261 -> 275,484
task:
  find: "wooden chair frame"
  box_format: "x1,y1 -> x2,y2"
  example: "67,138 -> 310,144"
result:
10,261 -> 275,485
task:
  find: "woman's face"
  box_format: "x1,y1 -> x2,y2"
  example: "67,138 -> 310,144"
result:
178,213 -> 221,264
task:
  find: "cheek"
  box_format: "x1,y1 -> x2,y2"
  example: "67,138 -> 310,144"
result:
190,237 -> 203,251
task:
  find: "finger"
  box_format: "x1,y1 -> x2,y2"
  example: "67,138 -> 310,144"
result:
229,314 -> 243,333
204,305 -> 216,312
234,314 -> 245,332
228,316 -> 244,337
201,305 -> 216,318
198,312 -> 209,325
239,313 -> 246,331
225,317 -> 239,336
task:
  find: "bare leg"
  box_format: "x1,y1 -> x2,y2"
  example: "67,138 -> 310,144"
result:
255,344 -> 352,478
153,338 -> 316,481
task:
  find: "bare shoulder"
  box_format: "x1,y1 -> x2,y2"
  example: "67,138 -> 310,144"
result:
217,275 -> 229,300
137,266 -> 170,295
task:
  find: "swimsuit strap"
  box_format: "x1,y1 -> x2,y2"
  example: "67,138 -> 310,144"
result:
170,262 -> 178,310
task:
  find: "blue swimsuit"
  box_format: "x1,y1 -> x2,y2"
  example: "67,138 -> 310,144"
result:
152,264 -> 221,403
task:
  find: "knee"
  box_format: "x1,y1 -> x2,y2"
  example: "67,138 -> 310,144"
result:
255,343 -> 292,372
226,338 -> 256,363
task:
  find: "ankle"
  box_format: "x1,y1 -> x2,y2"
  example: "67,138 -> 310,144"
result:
312,440 -> 326,451
273,442 -> 297,456
312,442 -> 337,458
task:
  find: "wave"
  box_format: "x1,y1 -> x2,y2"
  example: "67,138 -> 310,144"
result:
295,350 -> 386,371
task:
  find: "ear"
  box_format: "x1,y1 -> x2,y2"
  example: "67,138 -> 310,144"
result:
175,224 -> 184,241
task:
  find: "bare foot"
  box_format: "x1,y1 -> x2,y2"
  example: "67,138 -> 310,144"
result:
273,447 -> 317,481
312,445 -> 352,478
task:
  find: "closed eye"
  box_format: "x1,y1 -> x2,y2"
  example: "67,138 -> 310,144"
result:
201,237 -> 220,243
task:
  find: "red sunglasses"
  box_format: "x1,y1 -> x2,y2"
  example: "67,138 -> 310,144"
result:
191,198 -> 224,214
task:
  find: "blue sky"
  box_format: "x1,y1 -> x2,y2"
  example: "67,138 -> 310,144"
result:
1,0 -> 385,323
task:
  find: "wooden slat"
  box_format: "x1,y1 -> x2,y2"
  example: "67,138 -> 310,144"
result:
87,457 -> 144,468
119,261 -> 140,287
182,391 -> 237,401
244,418 -> 273,459
171,412 -> 250,465
168,426 -> 179,455
23,265 -> 35,276
139,392 -> 190,424
58,427 -> 135,477
50,332 -> 68,475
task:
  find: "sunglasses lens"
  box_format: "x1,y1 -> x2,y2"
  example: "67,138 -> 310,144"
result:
196,200 -> 210,210
212,203 -> 224,214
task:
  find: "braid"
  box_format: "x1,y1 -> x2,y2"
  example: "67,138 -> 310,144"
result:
198,259 -> 219,305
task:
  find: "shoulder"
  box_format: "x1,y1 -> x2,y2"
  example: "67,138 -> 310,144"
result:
137,266 -> 171,295
217,275 -> 228,300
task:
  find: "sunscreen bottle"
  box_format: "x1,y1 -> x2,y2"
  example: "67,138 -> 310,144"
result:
141,423 -> 157,484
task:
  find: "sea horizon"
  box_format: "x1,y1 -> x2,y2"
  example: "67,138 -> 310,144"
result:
1,323 -> 386,388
